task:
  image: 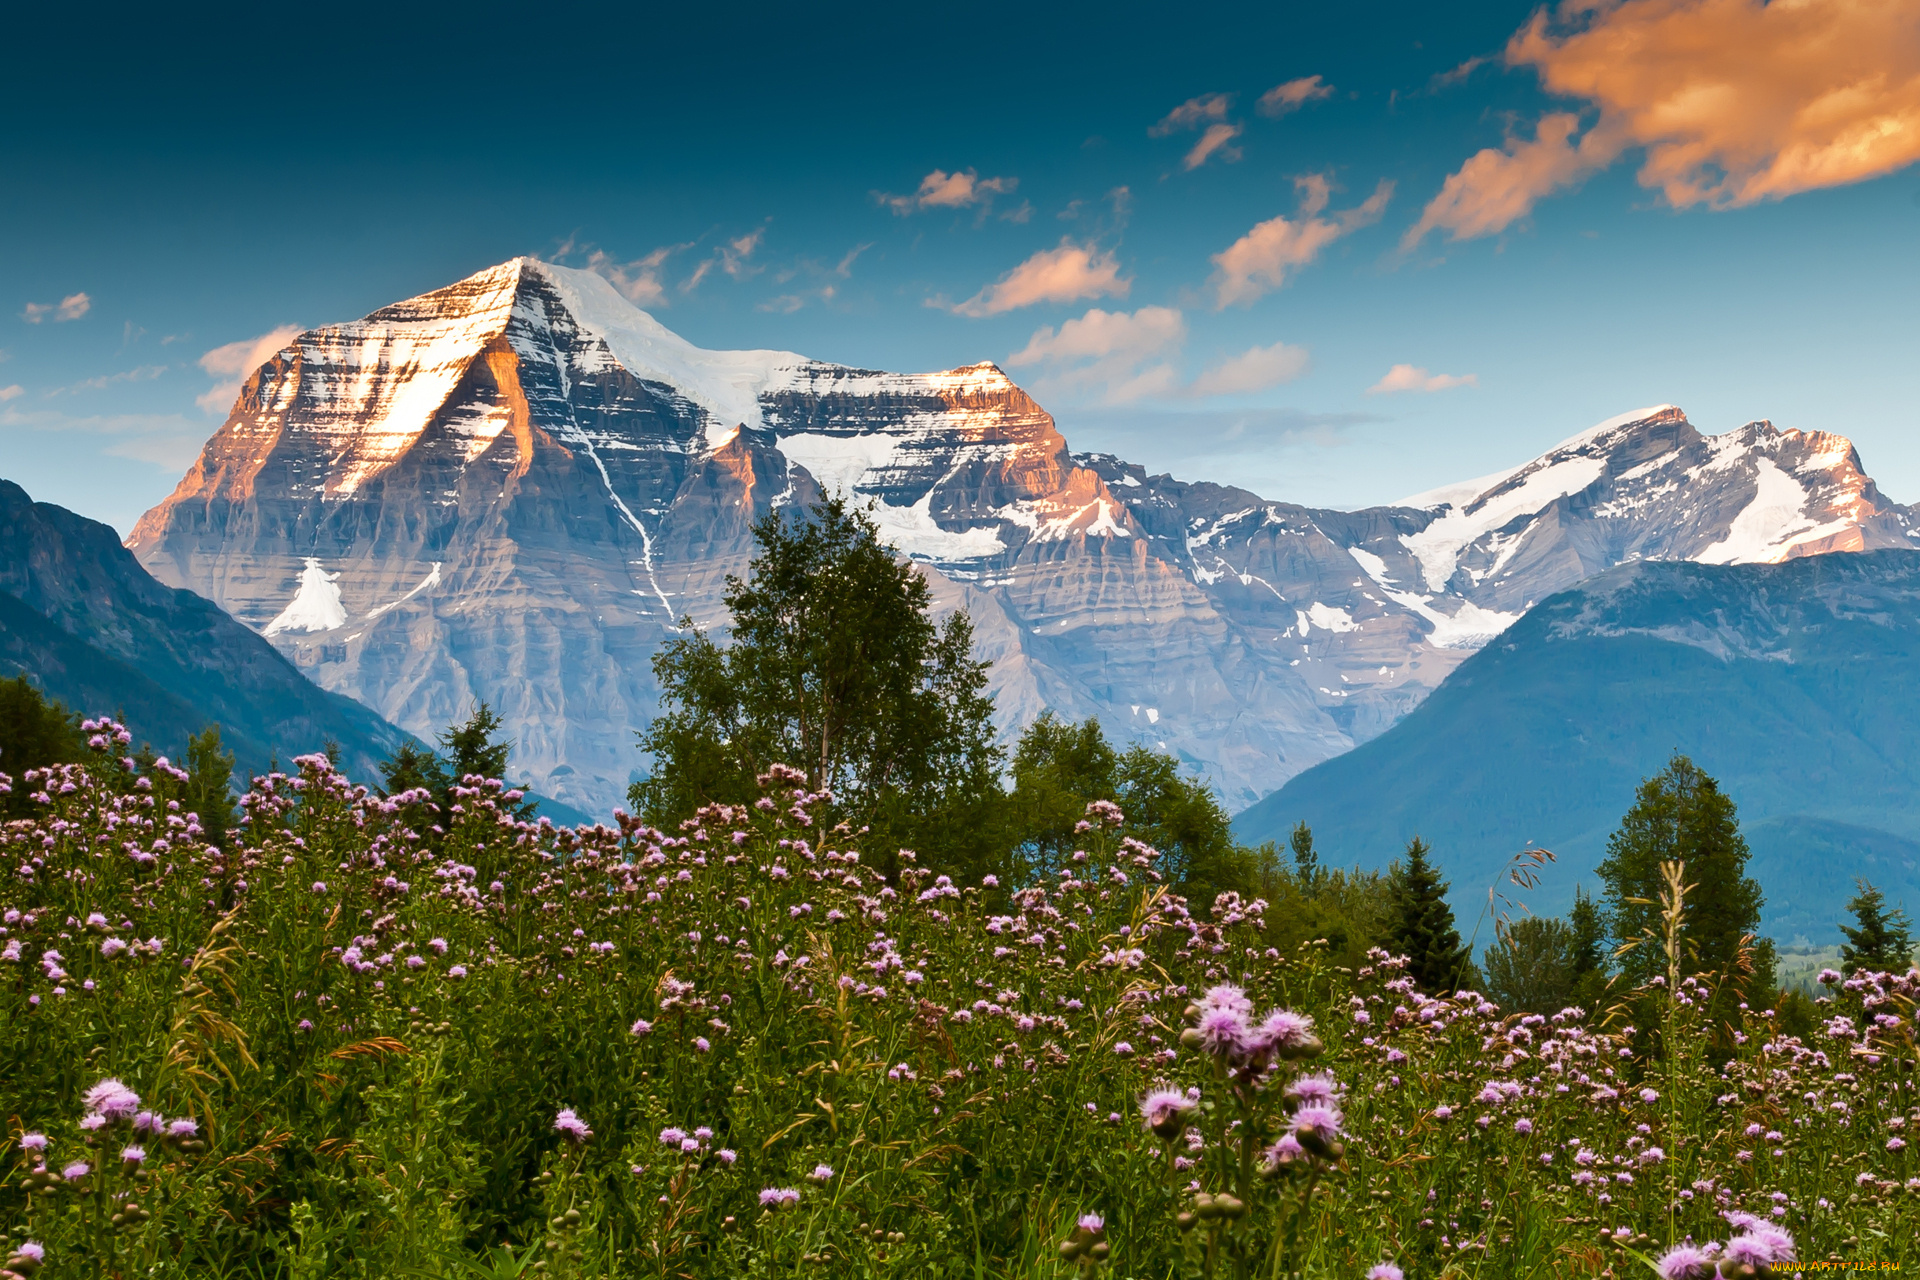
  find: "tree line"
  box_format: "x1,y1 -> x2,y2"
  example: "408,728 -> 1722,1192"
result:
6,496 -> 1914,1017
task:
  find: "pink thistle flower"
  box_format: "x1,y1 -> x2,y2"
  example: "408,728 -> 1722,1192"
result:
1139,1087 -> 1198,1137
119,1144 -> 146,1166
1653,1244 -> 1715,1280
807,1164 -> 834,1182
759,1187 -> 800,1209
82,1077 -> 141,1122
1366,1266 -> 1404,1280
1077,1213 -> 1104,1232
552,1108 -> 592,1144
14,1242 -> 44,1265
1196,1006 -> 1249,1056
62,1161 -> 90,1181
630,1019 -> 653,1036
659,1127 -> 688,1146
20,1133 -> 47,1152
447,965 -> 467,979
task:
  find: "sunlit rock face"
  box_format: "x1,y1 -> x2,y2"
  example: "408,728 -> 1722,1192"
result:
131,260 -> 1920,815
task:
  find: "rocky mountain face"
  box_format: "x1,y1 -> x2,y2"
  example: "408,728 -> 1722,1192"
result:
1232,550 -> 1920,942
0,480 -> 411,781
129,259 -> 1920,815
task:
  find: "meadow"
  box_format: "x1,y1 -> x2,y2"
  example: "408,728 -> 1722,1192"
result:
2,727 -> 1915,1278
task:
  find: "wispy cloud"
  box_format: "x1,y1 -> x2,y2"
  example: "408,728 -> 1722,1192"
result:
1366,364 -> 1477,395
586,246 -> 682,307
949,240 -> 1129,317
1009,308 -> 1310,403
684,228 -> 767,293
1189,341 -> 1312,396
1183,123 -> 1244,171
52,365 -> 168,396
197,325 -> 302,414
1257,75 -> 1335,117
1,403 -> 211,477
1410,0 -> 1920,246
878,168 -> 1019,216
21,292 -> 91,324
759,243 -> 872,312
1007,306 -> 1186,403
0,385 -> 22,402
1151,93 -> 1246,170
1210,176 -> 1394,307
1150,93 -> 1234,137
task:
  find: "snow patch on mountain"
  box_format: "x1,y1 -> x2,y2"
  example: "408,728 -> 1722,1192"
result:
1400,454 -> 1608,591
1695,457 -> 1852,564
1347,546 -> 1521,649
778,431 -> 1007,561
264,559 -> 347,635
364,562 -> 444,621
531,260 -> 805,446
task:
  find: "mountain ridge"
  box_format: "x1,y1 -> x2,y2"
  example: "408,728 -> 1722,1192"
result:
128,258 -> 1920,815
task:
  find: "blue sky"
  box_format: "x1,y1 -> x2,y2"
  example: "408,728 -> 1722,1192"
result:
5,0 -> 1919,533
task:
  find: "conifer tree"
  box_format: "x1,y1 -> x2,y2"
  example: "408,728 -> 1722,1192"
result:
1290,821 -> 1321,889
1567,886 -> 1610,1008
182,725 -> 238,849
1387,837 -> 1469,993
1596,754 -> 1774,1004
1839,880 -> 1914,975
0,676 -> 87,815
1483,916 -> 1578,1014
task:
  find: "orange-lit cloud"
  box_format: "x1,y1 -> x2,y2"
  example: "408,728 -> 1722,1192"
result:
1183,123 -> 1245,170
197,324 -> 302,413
1366,364 -> 1478,395
1007,306 -> 1186,403
684,228 -> 766,293
880,168 -> 1018,215
587,245 -> 678,307
21,293 -> 91,324
1402,113 -> 1621,248
1258,75 -> 1335,117
1150,93 -> 1234,137
1410,0 -> 1920,244
951,240 -> 1129,317
1189,341 -> 1312,396
1210,176 -> 1393,307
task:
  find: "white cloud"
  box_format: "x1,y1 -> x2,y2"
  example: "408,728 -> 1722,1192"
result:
196,324 -> 302,414
1188,342 -> 1312,396
21,292 -> 91,324
1210,176 -> 1394,307
951,240 -> 1129,317
1150,93 -> 1234,137
1183,123 -> 1245,170
1366,364 -> 1478,395
1007,306 -> 1186,403
1258,75 -> 1335,117
0,385 -> 21,401
880,168 -> 1019,215
1008,309 -> 1311,403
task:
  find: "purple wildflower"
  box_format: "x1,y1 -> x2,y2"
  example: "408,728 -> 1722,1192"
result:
1077,1213 -> 1104,1232
120,1144 -> 146,1166
553,1108 -> 592,1144
166,1118 -> 199,1139
20,1132 -> 47,1152
62,1161 -> 90,1181
1196,1006 -> 1249,1056
1366,1266 -> 1405,1280
807,1164 -> 834,1182
759,1187 -> 800,1209
1285,1073 -> 1341,1107
447,965 -> 467,979
659,1127 -> 688,1146
82,1077 -> 141,1122
1653,1244 -> 1716,1280
1139,1087 -> 1199,1137
14,1242 -> 44,1264
630,1018 -> 653,1036
1256,1008 -> 1317,1056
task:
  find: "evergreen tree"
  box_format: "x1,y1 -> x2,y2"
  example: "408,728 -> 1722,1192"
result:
1483,916 -> 1578,1015
1567,886 -> 1610,1009
1387,838 -> 1470,993
378,703 -> 535,821
0,676 -> 88,814
1289,822 -> 1321,889
1596,754 -> 1774,1003
633,496 -> 1002,876
1839,879 -> 1914,974
181,725 -> 239,849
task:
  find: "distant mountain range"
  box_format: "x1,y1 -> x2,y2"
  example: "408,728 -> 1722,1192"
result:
0,479 -> 411,781
1234,551 -> 1920,943
126,258 -> 1920,817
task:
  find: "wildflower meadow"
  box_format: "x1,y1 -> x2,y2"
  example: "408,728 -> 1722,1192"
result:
2,725 -> 1916,1278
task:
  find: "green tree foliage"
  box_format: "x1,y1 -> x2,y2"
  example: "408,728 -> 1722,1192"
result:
181,725 -> 239,849
632,497 -> 1002,875
1289,821 -> 1321,888
378,703 -> 536,822
1567,886 -> 1611,1009
1002,711 -> 1239,901
1386,838 -> 1470,994
0,676 -> 88,814
1596,754 -> 1775,1002
1839,879 -> 1915,974
1483,916 -> 1581,1015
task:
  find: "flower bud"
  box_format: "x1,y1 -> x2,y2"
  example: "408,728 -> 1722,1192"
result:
1179,1028 -> 1205,1049
1176,1212 -> 1197,1232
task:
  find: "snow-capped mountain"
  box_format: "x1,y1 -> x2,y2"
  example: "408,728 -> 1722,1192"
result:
129,259 -> 1920,814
